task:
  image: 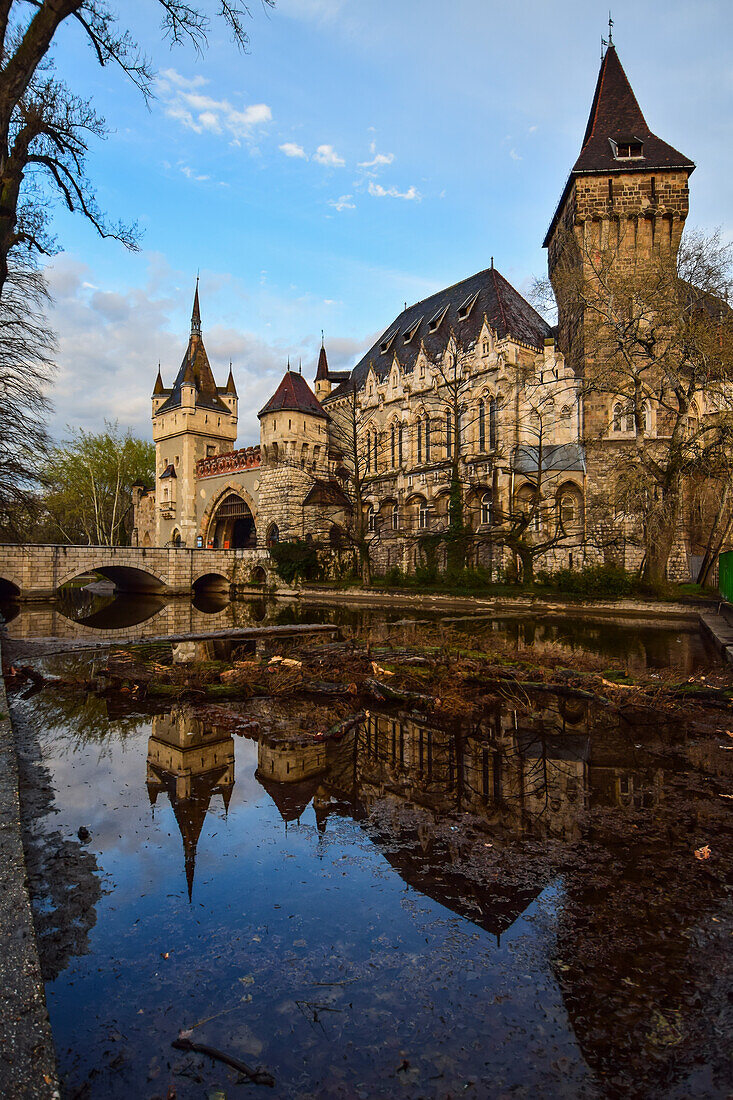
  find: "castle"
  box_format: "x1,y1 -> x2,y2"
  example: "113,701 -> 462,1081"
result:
135,42 -> 712,581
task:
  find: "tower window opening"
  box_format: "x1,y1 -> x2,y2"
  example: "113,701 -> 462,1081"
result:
478,400 -> 486,451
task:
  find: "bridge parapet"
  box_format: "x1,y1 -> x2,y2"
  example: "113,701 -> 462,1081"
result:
0,544 -> 273,601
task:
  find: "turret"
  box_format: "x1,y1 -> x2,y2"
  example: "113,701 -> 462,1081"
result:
314,342 -> 330,401
258,368 -> 328,469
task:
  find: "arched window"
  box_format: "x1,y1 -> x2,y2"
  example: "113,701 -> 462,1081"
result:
613,403 -> 623,432
478,400 -> 486,451
417,417 -> 423,464
644,402 -> 652,434
391,423 -> 396,467
446,411 -> 453,458
425,415 -> 431,461
489,397 -> 498,450
398,423 -> 405,466
481,492 -> 492,526
559,494 -> 576,526
625,405 -> 635,433
391,504 -> 399,531
367,504 -> 376,533
266,523 -> 279,547
171,528 -> 182,547
418,500 -> 429,529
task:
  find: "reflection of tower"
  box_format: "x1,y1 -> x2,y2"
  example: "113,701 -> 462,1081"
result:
146,706 -> 235,900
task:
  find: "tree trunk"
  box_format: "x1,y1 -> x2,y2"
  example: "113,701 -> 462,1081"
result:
642,486 -> 679,586
518,548 -> 534,587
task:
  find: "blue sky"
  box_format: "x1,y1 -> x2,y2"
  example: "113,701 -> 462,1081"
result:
42,0 -> 733,446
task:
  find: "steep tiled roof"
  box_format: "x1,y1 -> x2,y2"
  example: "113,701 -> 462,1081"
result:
157,333 -> 230,413
574,46 -> 694,175
315,344 -> 329,381
258,370 -> 328,419
157,283 -> 230,414
544,46 -> 694,247
330,266 -> 551,400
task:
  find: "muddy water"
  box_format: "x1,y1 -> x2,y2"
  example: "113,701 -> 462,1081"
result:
0,588 -> 718,672
7,635 -> 733,1099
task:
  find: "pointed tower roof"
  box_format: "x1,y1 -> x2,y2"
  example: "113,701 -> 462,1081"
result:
315,343 -> 329,381
544,44 -> 695,247
153,366 -> 165,395
573,45 -> 694,176
258,369 -> 328,420
224,365 -> 237,395
157,280 -> 230,413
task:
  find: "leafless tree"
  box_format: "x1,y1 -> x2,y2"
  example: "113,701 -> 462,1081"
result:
0,1 -> 274,294
539,227 -> 733,585
0,250 -> 55,538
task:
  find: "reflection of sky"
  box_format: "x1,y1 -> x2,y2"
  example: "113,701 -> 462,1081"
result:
30,698 -> 595,1100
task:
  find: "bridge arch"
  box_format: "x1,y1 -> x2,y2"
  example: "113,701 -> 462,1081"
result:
0,575 -> 21,600
200,484 -> 258,549
56,563 -> 168,593
192,572 -> 232,595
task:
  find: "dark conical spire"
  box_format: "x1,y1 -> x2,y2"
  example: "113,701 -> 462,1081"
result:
191,277 -> 201,336
315,343 -> 329,381
572,44 -> 694,176
153,365 -> 165,395
225,363 -> 237,395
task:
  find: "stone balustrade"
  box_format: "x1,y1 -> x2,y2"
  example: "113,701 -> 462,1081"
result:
196,446 -> 261,480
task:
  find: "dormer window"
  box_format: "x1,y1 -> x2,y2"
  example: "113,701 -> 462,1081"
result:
403,318 -> 422,344
457,291 -> 479,322
380,329 -> 398,355
610,138 -> 644,160
428,303 -> 449,333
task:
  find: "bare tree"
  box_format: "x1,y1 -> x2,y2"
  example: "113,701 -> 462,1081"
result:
543,227 -> 733,585
0,250 -> 55,538
0,1 -> 274,294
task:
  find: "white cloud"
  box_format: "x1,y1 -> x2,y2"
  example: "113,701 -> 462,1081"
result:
328,194 -> 355,212
313,144 -> 345,167
368,181 -> 421,201
157,69 -> 272,145
509,148 -> 522,161
279,142 -> 308,159
180,165 -> 210,182
358,142 -> 394,170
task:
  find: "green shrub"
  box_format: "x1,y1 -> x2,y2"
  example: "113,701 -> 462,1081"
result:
269,538 -> 320,584
551,563 -> 634,597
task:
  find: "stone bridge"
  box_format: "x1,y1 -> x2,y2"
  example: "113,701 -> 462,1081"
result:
0,544 -> 273,601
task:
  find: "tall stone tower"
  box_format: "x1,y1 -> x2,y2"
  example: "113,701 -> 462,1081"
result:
152,282 -> 238,546
544,42 -> 695,378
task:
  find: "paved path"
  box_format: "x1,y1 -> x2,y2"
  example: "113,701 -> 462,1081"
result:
0,635 -> 59,1098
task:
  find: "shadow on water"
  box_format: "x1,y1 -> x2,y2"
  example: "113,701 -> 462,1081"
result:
8,666 -> 733,1099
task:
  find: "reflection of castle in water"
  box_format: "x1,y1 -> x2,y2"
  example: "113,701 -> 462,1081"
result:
146,706 -> 234,900
146,695 -> 663,918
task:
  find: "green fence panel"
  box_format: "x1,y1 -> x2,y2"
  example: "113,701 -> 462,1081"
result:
719,551 -> 733,602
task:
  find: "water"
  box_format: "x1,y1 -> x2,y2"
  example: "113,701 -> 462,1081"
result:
3,595 -> 731,1096
1,587 -> 717,672
7,646 -> 732,1098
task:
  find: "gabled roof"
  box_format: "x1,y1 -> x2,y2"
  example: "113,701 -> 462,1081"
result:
302,478 -> 353,510
258,370 -> 328,420
544,45 -> 695,247
330,266 -> 551,400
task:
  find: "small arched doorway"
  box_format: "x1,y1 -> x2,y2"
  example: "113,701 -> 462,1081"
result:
207,493 -> 257,548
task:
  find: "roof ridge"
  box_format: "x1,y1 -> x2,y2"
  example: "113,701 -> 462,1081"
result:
405,265 -> 496,314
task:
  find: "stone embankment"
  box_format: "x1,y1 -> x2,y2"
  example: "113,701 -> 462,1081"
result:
0,634 -> 59,1098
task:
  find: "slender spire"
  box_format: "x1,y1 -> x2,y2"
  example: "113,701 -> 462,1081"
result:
153,363 -> 165,395
315,342 -> 329,381
191,276 -> 201,336
224,361 -> 237,395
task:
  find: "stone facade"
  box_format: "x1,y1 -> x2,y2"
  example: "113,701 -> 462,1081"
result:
129,42 -> 719,584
